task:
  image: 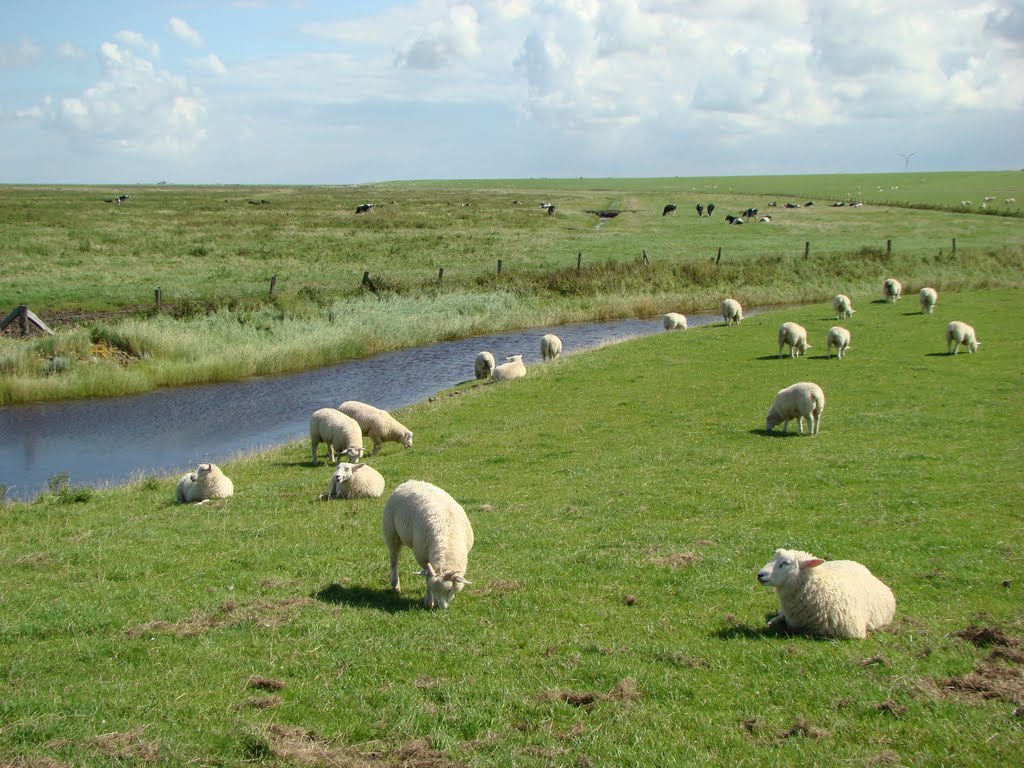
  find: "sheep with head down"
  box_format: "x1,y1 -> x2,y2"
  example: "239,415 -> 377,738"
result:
946,321 -> 981,355
826,326 -> 851,360
721,298 -> 743,326
919,287 -> 938,315
540,334 -> 562,361
310,408 -> 365,465
663,312 -> 688,331
765,382 -> 825,435
883,278 -> 902,303
833,294 -> 855,319
777,322 -> 811,358
338,400 -> 413,456
474,351 -> 495,380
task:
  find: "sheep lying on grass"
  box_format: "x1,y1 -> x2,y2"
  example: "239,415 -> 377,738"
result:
176,463 -> 233,503
919,287 -> 938,315
883,278 -> 902,303
540,334 -> 562,361
826,326 -> 851,360
946,321 -> 981,355
310,408 -> 365,465
322,462 -> 385,500
833,294 -> 855,319
338,400 -> 413,456
765,382 -> 825,435
757,548 -> 896,639
474,351 -> 495,380
492,354 -> 526,381
663,312 -> 688,331
778,322 -> 811,358
383,479 -> 474,609
721,299 -> 744,326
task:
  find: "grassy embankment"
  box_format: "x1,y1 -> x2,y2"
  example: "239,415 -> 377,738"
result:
1,287 -> 1021,766
1,172 -> 1022,403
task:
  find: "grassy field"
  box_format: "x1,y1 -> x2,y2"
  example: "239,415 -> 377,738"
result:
1,288 -> 1021,766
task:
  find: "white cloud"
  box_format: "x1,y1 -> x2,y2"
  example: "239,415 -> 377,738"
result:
396,4 -> 482,69
190,53 -> 228,77
0,40 -> 42,68
170,17 -> 205,47
115,30 -> 160,58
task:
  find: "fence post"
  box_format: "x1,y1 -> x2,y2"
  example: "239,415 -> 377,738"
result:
642,249 -> 650,267
886,239 -> 892,257
155,288 -> 162,312
577,252 -> 582,271
952,238 -> 957,256
438,267 -> 444,286
269,274 -> 277,296
18,305 -> 28,336
362,271 -> 370,287
497,259 -> 502,275
804,241 -> 810,259
716,247 -> 722,265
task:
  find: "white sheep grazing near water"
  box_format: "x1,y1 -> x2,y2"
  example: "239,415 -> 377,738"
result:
757,548 -> 896,639
175,463 -> 234,503
883,278 -> 902,303
919,287 -> 938,315
826,326 -> 851,360
322,462 -> 385,500
663,312 -> 688,331
946,321 -> 981,355
765,382 -> 825,434
540,333 -> 562,361
338,400 -> 413,456
492,354 -> 527,381
474,351 -> 495,380
383,479 -> 474,609
833,294 -> 855,319
778,322 -> 811,358
721,298 -> 744,326
309,408 -> 365,465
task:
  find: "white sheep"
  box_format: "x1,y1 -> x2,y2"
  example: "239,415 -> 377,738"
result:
175,463 -> 234,503
338,400 -> 413,456
474,351 -> 495,380
721,298 -> 744,326
765,381 -> 825,435
919,287 -> 938,315
382,479 -> 474,609
663,312 -> 688,331
833,294 -> 855,320
540,334 -> 562,361
757,548 -> 896,639
946,321 -> 981,355
777,322 -> 811,358
309,408 -> 365,465
883,278 -> 902,303
492,354 -> 526,381
826,326 -> 851,360
322,461 -> 385,500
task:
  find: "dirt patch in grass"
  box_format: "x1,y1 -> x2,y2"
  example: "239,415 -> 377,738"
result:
955,625 -> 1019,648
742,716 -> 830,742
248,675 -> 286,691
647,548 -> 701,569
89,728 -> 159,763
253,725 -> 464,767
126,597 -> 316,638
541,677 -> 642,709
475,579 -> 523,597
241,695 -> 284,710
864,751 -> 903,767
922,625 -> 1024,707
875,699 -> 909,717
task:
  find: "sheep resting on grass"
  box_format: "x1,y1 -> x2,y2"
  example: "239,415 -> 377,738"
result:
321,462 -> 385,500
176,463 -> 234,503
492,354 -> 527,381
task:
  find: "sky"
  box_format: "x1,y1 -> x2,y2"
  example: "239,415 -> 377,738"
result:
1,0 -> 1022,184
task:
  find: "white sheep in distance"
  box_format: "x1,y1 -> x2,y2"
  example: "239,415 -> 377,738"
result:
663,312 -> 688,331
309,408 -> 365,465
383,479 -> 474,609
492,354 -> 526,381
778,322 -> 811,358
765,381 -> 825,435
833,294 -> 856,319
474,351 -> 495,380
883,278 -> 902,303
721,298 -> 744,326
757,548 -> 896,639
919,287 -> 938,315
175,463 -> 234,503
946,321 -> 981,355
338,400 -> 413,456
826,326 -> 851,360
540,333 -> 563,361
322,462 -> 385,500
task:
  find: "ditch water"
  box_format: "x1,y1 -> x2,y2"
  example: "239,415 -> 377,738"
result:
0,311 -> 730,501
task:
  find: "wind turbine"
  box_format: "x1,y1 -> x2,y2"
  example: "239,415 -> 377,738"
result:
898,152 -> 916,172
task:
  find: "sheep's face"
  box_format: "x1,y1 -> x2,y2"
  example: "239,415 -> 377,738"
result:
758,549 -> 822,587
765,409 -> 782,432
196,463 -> 214,479
420,563 -> 470,610
332,463 -> 356,485
402,431 -> 413,449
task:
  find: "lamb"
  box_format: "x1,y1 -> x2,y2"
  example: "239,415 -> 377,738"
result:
883,278 -> 902,303
663,312 -> 688,331
757,548 -> 896,639
492,354 -> 526,381
721,298 -> 744,326
175,463 -> 234,503
946,321 -> 981,355
833,294 -> 856,319
778,322 -> 811,358
382,479 -> 474,609
826,326 -> 851,360
765,381 -> 825,435
322,461 -> 385,500
919,287 -> 938,315
540,334 -> 562,361
474,351 -> 495,380
338,400 -> 413,455
309,408 -> 365,465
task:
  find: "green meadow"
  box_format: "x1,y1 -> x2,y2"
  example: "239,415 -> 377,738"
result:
1,287 -> 1021,766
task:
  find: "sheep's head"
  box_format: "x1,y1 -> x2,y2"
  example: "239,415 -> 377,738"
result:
765,408 -> 782,432
342,446 -> 366,462
401,431 -> 413,449
419,562 -> 471,609
196,463 -> 216,479
757,549 -> 824,588
332,462 -> 358,485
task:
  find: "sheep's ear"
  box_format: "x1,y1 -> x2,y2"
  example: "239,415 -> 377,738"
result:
800,558 -> 825,569
452,575 -> 471,585
418,563 -> 437,578
351,462 -> 365,469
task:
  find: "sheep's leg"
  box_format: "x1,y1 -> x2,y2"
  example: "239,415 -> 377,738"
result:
311,439 -> 319,466
388,546 -> 401,593
371,439 -> 382,456
797,417 -> 805,435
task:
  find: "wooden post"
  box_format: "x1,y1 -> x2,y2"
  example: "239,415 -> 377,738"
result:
0,306 -> 54,336
497,259 -> 502,274
362,271 -> 370,287
577,252 -> 582,271
886,239 -> 892,257
437,267 -> 444,286
804,241 -> 810,259
952,237 -> 957,255
642,249 -> 649,267
716,247 -> 722,265
18,305 -> 28,336
269,274 -> 277,296
155,288 -> 162,312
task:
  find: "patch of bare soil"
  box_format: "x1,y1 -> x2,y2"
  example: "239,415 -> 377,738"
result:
126,597 -> 316,638
89,728 -> 159,763
924,625 -> 1024,708
955,625 -> 1018,648
864,751 -> 903,767
248,675 -> 286,691
741,716 -> 830,741
541,678 -> 642,709
257,726 -> 464,768
646,548 -> 701,569
243,695 -> 284,710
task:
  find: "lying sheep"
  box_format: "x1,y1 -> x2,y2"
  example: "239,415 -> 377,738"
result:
663,312 -> 688,331
833,294 -> 856,320
757,548 -> 896,639
540,334 -> 562,361
721,298 -> 744,326
310,408 -> 365,465
883,278 -> 902,303
826,326 -> 851,360
322,461 -> 385,500
919,287 -> 938,315
383,479 -> 474,609
778,322 -> 811,358
765,381 -> 825,435
492,354 -> 526,381
474,351 -> 495,380
338,400 -> 413,456
175,463 -> 234,503
946,321 -> 981,355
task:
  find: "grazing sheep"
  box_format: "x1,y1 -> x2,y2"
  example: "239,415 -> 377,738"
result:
338,400 -> 413,456
310,408 -> 365,465
778,322 -> 811,358
721,298 -> 744,326
946,321 -> 981,355
757,548 -> 896,639
826,326 -> 852,360
322,462 -> 385,500
492,354 -> 526,381
175,463 -> 233,503
383,479 -> 474,609
919,287 -> 938,315
765,382 -> 825,435
540,334 -> 562,361
663,312 -> 688,331
833,294 -> 856,319
883,278 -> 902,303
663,204 -> 677,216
474,351 -> 495,380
